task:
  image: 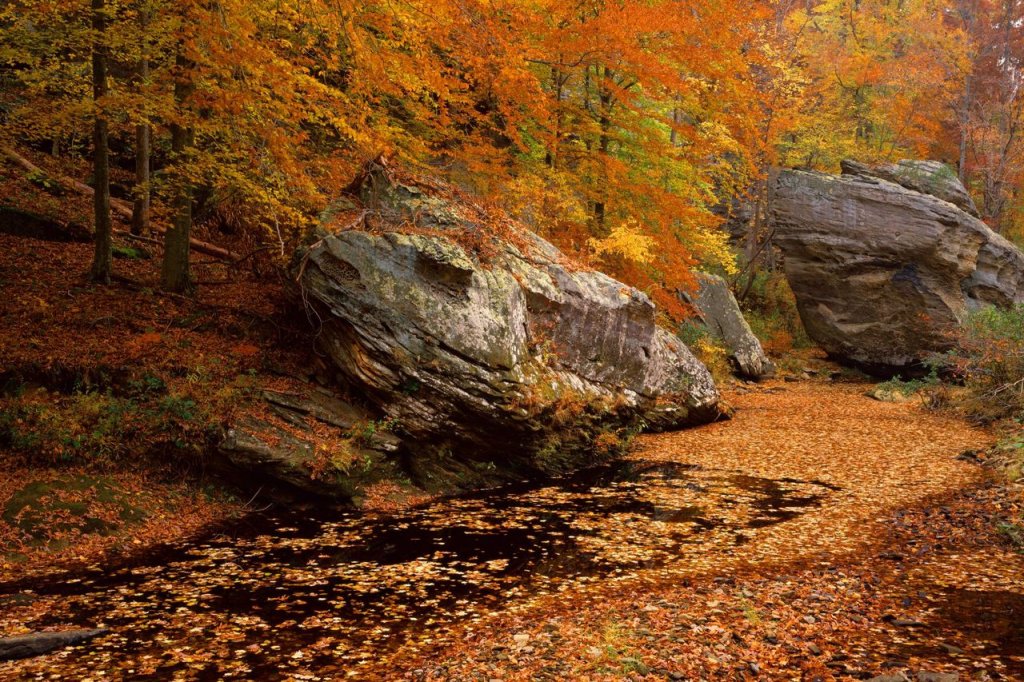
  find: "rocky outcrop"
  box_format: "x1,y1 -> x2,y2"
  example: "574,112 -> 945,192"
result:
295,167 -> 722,488
840,159 -> 979,217
772,163 -> 1024,372
682,273 -> 775,380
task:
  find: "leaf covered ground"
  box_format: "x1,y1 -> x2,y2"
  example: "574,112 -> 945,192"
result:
1,381 -> 1020,681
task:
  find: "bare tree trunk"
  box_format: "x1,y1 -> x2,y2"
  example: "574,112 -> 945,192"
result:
958,73 -> 971,183
594,65 -> 614,235
161,48 -> 195,294
132,123 -> 150,236
89,0 -> 112,284
131,9 -> 151,236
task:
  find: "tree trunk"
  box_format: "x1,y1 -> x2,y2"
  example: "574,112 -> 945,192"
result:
958,41 -> 973,183
132,123 -> 150,236
90,0 -> 112,284
161,48 -> 195,294
595,66 -> 614,235
131,10 -> 151,237
162,123 -> 194,293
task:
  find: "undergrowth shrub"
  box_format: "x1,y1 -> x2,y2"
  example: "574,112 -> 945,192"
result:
937,305 -> 1024,502
994,426 -> 1024,482
740,271 -> 812,357
994,426 -> 1024,551
874,369 -> 940,398
943,304 -> 1024,423
678,321 -> 731,383
0,375 -> 250,465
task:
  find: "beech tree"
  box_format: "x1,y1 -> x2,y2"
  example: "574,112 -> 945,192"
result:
948,0 -> 1024,235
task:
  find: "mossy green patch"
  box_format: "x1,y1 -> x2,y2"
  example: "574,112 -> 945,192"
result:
2,474 -> 150,549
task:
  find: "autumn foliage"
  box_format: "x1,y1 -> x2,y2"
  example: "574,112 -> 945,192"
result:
1,0 -> 1023,305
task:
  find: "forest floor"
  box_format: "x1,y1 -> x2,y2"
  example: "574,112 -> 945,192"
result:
0,187 -> 1022,680
0,381 -> 1021,681
380,383 -> 1024,682
0,226 -> 291,582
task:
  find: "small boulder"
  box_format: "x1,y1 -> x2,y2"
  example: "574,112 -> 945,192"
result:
682,273 -> 775,380
0,628 -> 109,661
866,386 -> 914,403
917,672 -> 958,682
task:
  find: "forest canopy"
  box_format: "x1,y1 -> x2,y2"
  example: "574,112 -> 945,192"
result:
1,0 -> 1022,312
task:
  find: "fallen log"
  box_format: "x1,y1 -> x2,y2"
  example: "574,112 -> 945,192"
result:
0,628 -> 110,661
1,146 -> 240,261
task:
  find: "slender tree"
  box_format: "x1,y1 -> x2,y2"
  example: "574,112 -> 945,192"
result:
161,45 -> 195,293
89,0 -> 113,284
131,4 -> 152,237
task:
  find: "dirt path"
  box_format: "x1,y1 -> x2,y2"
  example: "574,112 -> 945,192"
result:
2,381 -> 1019,681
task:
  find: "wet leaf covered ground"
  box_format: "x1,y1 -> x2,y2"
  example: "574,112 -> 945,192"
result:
2,382 -> 1020,681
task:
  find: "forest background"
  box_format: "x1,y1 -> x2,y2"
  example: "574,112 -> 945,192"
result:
1,0 -> 1022,312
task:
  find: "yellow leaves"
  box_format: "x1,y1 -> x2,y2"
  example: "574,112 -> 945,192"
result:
688,223 -> 738,276
589,219 -> 656,265
773,0 -> 969,169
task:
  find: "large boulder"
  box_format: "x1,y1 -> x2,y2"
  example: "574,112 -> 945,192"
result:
295,166 -> 722,488
840,159 -> 979,217
682,273 -> 775,380
772,162 -> 1024,372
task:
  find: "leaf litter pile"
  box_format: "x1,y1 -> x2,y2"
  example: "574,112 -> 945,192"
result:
2,382 -> 1021,681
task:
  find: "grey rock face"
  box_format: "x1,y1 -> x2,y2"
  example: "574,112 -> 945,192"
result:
840,159 -> 979,217
772,165 -> 1024,371
683,273 -> 775,380
296,175 -> 722,484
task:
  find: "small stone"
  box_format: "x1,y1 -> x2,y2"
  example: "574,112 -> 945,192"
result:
808,644 -> 822,655
892,619 -> 925,627
917,673 -> 958,682
804,615 -> 817,624
878,552 -> 905,561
